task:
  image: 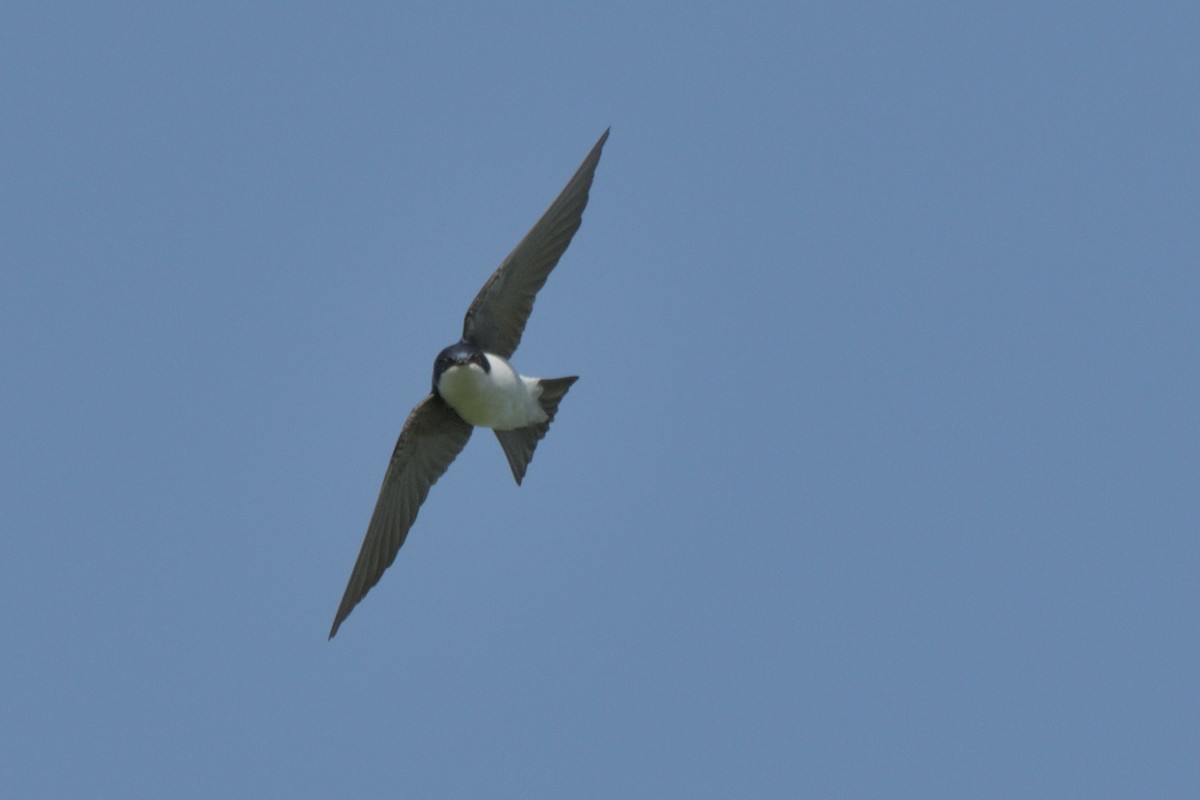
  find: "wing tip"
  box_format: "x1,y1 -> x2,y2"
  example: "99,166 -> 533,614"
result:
328,607 -> 348,639
591,128 -> 611,159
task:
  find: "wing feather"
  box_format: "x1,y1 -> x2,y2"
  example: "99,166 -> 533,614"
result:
462,129 -> 609,357
328,394 -> 473,638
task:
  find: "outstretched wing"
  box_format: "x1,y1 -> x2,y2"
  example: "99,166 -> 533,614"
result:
461,129 -> 609,358
329,394 -> 473,638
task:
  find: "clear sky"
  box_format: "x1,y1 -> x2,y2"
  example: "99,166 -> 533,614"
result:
2,3 -> 1196,797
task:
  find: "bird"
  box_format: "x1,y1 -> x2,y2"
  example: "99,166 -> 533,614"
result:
328,129 -> 609,638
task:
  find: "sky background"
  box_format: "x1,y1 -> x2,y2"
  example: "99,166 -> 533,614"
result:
2,3 -> 1197,797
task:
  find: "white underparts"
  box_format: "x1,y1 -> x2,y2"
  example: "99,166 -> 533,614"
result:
437,353 -> 548,430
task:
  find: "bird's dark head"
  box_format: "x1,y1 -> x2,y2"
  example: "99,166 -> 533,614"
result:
433,340 -> 489,391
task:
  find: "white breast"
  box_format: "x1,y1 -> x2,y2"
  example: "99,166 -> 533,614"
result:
436,353 -> 548,430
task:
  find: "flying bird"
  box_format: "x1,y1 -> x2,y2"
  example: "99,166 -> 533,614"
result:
329,129 -> 609,638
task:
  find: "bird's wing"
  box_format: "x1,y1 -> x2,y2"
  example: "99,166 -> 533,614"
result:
329,394 -> 473,638
461,129 -> 609,358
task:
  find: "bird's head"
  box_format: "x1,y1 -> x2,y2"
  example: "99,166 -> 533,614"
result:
432,340 -> 489,392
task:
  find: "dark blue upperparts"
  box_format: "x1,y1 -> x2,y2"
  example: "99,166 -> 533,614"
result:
432,340 -> 489,393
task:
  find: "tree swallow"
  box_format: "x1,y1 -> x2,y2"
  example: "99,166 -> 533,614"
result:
329,129 -> 609,638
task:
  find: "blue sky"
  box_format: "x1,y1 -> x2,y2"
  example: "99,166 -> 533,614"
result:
2,3 -> 1196,797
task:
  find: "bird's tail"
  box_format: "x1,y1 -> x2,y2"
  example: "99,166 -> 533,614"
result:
493,376 -> 578,485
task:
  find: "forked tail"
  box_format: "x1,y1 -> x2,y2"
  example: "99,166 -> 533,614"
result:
493,376 -> 578,485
